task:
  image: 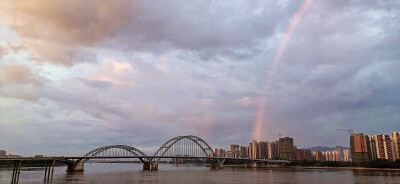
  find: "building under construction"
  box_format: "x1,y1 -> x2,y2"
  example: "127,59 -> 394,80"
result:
350,133 -> 372,162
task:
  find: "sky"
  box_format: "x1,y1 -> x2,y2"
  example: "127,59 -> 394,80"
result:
0,0 -> 399,156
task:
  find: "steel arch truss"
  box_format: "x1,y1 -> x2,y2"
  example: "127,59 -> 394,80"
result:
153,135 -> 215,162
78,145 -> 147,163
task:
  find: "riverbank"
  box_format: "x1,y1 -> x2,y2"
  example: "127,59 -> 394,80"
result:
290,166 -> 400,171
222,164 -> 400,171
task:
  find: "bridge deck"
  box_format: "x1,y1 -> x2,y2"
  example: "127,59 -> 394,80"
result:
0,156 -> 290,163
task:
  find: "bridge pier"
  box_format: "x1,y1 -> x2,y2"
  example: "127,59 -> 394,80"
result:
67,162 -> 84,172
11,160 -> 22,184
210,162 -> 223,169
44,160 -> 55,183
143,162 -> 151,170
143,162 -> 158,170
151,163 -> 158,170
247,162 -> 259,168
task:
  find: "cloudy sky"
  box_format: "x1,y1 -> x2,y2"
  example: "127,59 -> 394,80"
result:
0,0 -> 399,156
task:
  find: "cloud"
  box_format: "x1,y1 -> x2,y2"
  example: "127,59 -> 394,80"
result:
256,0 -> 400,147
3,0 -> 138,65
108,0 -> 296,61
7,43 -> 27,53
0,63 -> 44,100
2,0 -> 297,65
79,78 -> 113,89
0,46 -> 7,58
0,0 -> 399,155
88,59 -> 134,86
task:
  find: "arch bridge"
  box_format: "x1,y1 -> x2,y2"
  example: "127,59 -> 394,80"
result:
78,145 -> 148,163
1,135 -> 291,182
152,135 -> 215,163
67,135 -> 289,171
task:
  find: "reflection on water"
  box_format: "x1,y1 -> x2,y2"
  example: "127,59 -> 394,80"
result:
1,164 -> 400,184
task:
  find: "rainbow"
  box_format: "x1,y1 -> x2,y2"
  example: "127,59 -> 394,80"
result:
253,0 -> 314,141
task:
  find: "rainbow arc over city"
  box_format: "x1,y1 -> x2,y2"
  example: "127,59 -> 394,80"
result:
253,0 -> 314,141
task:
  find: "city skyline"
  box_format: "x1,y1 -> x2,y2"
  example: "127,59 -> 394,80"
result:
1,0 -> 400,157
1,134 -> 353,164
350,131 -> 400,162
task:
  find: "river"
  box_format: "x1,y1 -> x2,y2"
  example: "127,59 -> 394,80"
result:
1,164 -> 400,184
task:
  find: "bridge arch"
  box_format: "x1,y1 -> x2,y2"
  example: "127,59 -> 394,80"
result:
153,135 -> 215,162
78,145 -> 148,163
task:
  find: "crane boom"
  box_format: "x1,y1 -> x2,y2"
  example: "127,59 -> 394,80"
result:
336,128 -> 353,134
266,132 -> 284,139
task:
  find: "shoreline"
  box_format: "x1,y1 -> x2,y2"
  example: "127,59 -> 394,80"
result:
223,165 -> 400,171
1,164 -> 400,171
290,166 -> 400,171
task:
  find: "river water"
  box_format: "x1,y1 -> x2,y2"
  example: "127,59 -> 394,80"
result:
1,164 -> 400,184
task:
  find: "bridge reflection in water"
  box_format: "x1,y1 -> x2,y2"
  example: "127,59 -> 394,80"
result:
1,135 -> 290,184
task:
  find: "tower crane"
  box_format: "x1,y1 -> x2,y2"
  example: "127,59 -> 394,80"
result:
336,129 -> 354,134
266,132 -> 284,139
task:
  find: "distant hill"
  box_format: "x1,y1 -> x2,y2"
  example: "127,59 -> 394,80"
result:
303,146 -> 350,152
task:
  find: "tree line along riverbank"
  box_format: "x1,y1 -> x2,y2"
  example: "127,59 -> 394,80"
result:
287,159 -> 400,169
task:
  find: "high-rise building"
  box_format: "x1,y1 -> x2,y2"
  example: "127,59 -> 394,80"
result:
324,151 -> 330,161
343,149 -> 350,161
368,136 -> 377,160
0,150 -> 6,157
296,149 -> 313,160
332,151 -> 340,161
236,146 -> 246,158
214,148 -> 225,157
279,137 -> 294,160
249,140 -> 259,159
334,146 -> 343,160
248,144 -> 252,158
237,146 -> 246,158
230,144 -> 239,152
313,151 -> 324,161
268,141 -> 279,159
258,141 -> 268,159
322,150 -> 339,161
392,132 -> 400,160
373,134 -> 394,161
293,146 -> 298,160
333,151 -> 339,161
350,133 -> 372,162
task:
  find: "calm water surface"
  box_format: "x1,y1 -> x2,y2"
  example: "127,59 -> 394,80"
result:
1,164 -> 400,184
